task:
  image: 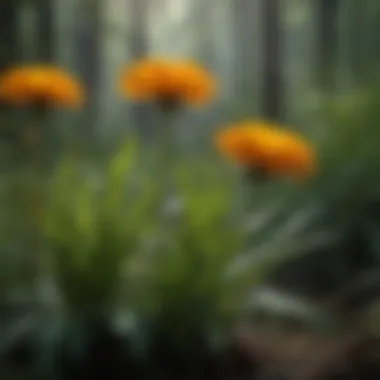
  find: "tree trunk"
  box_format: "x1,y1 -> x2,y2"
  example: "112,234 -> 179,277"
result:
0,3 -> 18,70
36,0 -> 54,61
129,0 -> 152,139
78,0 -> 101,137
315,0 -> 339,90
232,0 -> 257,101
261,0 -> 283,120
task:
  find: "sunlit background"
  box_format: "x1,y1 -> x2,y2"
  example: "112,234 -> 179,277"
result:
1,1 -> 380,379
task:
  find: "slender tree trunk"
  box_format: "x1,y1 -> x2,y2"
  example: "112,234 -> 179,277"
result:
36,0 -> 54,61
0,3 -> 18,70
130,0 -> 148,58
345,0 -> 371,85
261,0 -> 283,120
0,3 -> 19,170
78,0 -> 101,136
369,1 -> 380,73
315,0 -> 339,91
129,0 -> 151,138
232,0 -> 256,101
195,0 -> 215,68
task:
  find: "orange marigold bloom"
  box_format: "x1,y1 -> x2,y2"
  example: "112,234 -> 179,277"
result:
119,58 -> 216,107
0,65 -> 85,107
216,120 -> 316,180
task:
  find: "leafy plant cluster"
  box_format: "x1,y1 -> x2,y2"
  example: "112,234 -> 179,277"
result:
2,70 -> 380,380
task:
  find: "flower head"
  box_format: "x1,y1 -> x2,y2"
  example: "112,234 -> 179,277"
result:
119,58 -> 216,109
216,120 -> 316,180
0,65 -> 85,107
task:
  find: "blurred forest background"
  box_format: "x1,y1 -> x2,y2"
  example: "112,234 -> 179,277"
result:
0,0 -> 363,138
2,0 -> 380,379
0,0 -> 376,133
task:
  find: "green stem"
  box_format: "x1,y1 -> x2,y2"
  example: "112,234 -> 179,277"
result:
152,106 -> 181,247
158,108 -> 179,201
237,167 -> 270,248
24,105 -> 50,288
236,170 -> 255,219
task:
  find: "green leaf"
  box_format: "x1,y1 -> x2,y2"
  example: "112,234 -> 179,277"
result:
104,137 -> 137,214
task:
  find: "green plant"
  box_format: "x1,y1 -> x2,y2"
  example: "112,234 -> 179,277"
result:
8,74 -> 380,380
42,136 -> 158,314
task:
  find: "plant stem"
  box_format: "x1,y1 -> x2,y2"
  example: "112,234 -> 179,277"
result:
158,108 -> 178,195
24,105 -> 50,291
154,106 -> 181,244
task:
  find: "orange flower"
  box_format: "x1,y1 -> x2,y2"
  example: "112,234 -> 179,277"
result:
119,58 -> 216,107
0,65 -> 85,107
216,120 -> 316,180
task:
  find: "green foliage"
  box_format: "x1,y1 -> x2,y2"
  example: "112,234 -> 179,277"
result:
310,81 -> 380,228
138,162 -> 244,326
5,79 -> 380,375
39,138 -> 310,345
126,156 -> 326,342
42,136 -> 158,311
